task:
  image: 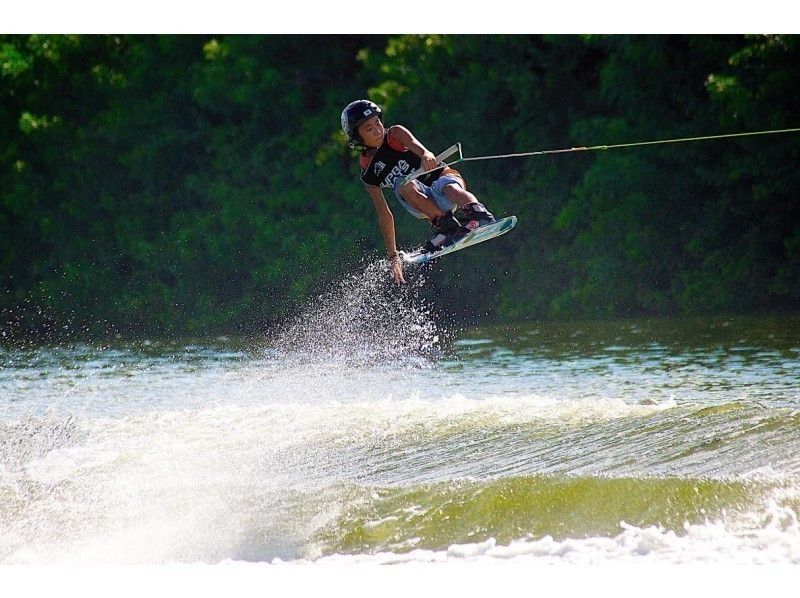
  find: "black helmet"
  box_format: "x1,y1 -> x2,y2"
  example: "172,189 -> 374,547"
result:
341,99 -> 382,148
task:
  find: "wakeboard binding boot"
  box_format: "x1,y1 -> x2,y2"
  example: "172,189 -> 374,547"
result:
423,210 -> 468,253
454,202 -> 496,230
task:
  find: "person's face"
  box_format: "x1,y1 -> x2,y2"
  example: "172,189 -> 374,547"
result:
357,115 -> 384,148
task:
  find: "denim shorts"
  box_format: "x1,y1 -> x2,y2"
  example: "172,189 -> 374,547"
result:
393,174 -> 464,220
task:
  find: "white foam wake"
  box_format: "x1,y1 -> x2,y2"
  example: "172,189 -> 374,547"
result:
310,514 -> 800,565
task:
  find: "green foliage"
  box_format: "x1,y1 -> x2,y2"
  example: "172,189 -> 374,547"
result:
1,34 -> 799,339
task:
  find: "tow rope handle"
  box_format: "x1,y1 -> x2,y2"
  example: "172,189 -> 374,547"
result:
401,143 -> 463,186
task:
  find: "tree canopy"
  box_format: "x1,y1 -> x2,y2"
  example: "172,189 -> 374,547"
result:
1,34 -> 798,339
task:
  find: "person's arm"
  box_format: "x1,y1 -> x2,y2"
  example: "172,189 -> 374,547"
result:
365,184 -> 406,284
387,126 -> 438,172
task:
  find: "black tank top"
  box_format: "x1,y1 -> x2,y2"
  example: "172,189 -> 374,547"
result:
360,133 -> 443,189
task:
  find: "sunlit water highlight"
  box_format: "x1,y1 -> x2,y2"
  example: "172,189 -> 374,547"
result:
2,262 -> 800,564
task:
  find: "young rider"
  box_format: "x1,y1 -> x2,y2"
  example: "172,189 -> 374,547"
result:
341,99 -> 495,285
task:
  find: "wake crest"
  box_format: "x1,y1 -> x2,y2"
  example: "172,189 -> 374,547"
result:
272,259 -> 442,365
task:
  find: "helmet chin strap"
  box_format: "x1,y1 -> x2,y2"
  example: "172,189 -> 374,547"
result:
348,139 -> 370,151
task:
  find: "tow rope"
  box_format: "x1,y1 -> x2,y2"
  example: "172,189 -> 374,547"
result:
403,127 -> 800,184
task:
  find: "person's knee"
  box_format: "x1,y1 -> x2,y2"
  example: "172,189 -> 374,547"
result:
442,182 -> 472,202
441,183 -> 459,196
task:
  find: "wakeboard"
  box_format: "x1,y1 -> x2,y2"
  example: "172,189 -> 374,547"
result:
401,215 -> 517,265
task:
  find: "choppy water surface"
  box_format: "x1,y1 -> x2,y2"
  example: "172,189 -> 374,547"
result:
2,266 -> 799,565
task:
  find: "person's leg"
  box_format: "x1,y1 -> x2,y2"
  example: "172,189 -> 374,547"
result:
396,180 -> 464,253
435,178 -> 495,228
396,174 -> 495,252
440,181 -> 479,208
398,180 -> 445,220
397,172 -> 475,217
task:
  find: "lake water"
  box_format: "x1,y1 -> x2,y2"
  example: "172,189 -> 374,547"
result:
2,263 -> 799,566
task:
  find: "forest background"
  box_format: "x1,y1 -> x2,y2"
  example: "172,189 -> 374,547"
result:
1,34 -> 798,338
